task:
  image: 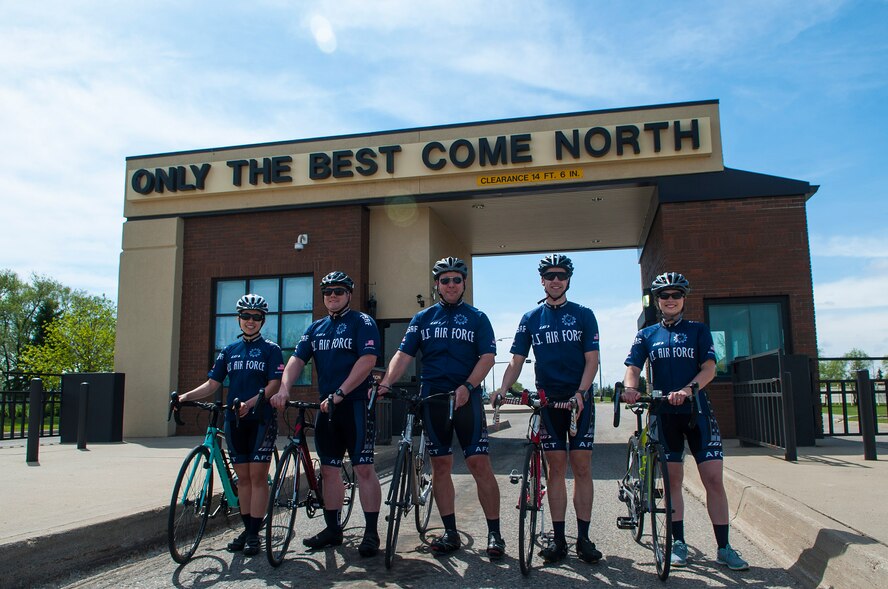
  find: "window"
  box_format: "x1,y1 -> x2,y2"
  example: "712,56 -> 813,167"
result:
213,276 -> 314,385
705,298 -> 790,376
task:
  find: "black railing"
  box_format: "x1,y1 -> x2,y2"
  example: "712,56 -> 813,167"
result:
732,350 -> 798,461
819,378 -> 887,436
0,373 -> 63,440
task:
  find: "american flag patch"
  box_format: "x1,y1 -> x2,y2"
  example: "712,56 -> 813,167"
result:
366,340 -> 375,346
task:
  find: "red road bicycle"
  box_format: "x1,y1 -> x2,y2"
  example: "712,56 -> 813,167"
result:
493,388 -> 577,575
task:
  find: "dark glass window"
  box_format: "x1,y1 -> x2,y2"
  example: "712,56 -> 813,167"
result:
213,276 -> 313,385
705,298 -> 790,376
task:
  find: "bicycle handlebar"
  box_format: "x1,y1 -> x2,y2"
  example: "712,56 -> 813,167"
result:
612,381 -> 699,428
492,387 -> 578,435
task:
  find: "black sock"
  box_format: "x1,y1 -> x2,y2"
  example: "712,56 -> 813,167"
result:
441,513 -> 457,532
324,509 -> 341,531
673,520 -> 685,542
552,520 -> 566,544
486,518 -> 500,535
240,513 -> 250,533
714,524 -> 729,549
250,515 -> 263,536
364,511 -> 379,536
577,518 -> 590,541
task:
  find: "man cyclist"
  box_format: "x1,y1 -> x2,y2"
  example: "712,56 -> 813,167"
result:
621,271 -> 749,571
270,271 -> 383,557
378,256 -> 505,559
178,293 -> 283,556
495,253 -> 603,565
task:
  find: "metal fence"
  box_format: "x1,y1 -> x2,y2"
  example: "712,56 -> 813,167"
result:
820,378 -> 887,436
0,373 -> 63,440
732,350 -> 798,460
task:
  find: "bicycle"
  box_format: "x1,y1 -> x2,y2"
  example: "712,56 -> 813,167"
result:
382,386 -> 454,569
493,387 -> 577,576
166,391 -> 279,564
613,381 -> 697,581
265,394 -> 356,567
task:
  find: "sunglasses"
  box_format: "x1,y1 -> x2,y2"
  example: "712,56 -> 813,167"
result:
657,292 -> 685,300
542,271 -> 570,281
238,312 -> 264,321
438,276 -> 463,285
322,287 -> 348,296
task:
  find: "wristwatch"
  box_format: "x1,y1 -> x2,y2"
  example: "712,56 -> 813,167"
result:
686,381 -> 699,393
462,381 -> 475,394
334,388 -> 346,399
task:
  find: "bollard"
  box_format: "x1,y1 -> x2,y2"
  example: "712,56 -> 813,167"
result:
781,371 -> 798,462
26,378 -> 43,465
856,369 -> 877,460
77,382 -> 89,450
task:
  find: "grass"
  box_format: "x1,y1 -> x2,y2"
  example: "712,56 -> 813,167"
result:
822,403 -> 888,423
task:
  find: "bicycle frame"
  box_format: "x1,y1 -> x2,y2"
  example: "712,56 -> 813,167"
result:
176,402 -> 239,512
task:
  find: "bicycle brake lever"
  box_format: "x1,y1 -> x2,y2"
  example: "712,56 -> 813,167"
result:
326,394 -> 335,420
168,391 -> 184,425
232,398 -> 242,427
569,397 -> 579,437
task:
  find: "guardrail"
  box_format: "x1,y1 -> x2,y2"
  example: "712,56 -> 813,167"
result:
819,377 -> 887,436
1,373 -> 63,440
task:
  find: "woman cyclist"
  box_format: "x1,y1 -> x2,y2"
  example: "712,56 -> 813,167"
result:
178,293 -> 283,556
621,272 -> 749,571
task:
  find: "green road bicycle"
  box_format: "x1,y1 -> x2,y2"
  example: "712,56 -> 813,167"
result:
166,392 -> 278,564
613,381 -> 697,581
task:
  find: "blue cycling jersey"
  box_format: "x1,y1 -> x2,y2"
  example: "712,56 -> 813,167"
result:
399,301 -> 497,394
295,309 -> 381,400
624,318 -> 717,414
510,301 -> 600,399
209,335 -> 284,422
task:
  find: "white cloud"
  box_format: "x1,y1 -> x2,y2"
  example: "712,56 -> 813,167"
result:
811,235 -> 888,258
816,308 -> 888,357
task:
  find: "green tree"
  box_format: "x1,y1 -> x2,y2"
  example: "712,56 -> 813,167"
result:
818,347 -> 847,381
19,294 -> 116,389
844,348 -> 874,376
0,270 -> 72,388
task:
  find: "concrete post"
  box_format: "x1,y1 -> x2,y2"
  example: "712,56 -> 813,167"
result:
26,378 -> 43,465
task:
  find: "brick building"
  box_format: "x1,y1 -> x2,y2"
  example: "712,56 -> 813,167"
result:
115,100 -> 817,437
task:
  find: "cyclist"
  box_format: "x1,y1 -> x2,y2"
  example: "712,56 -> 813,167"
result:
495,253 -> 603,565
270,271 -> 383,557
178,293 -> 283,556
378,256 -> 505,559
621,271 -> 749,571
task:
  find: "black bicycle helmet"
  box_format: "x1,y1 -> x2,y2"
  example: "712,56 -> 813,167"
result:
432,256 -> 469,279
319,271 -> 355,292
235,293 -> 268,314
538,254 -> 574,277
651,271 -> 691,294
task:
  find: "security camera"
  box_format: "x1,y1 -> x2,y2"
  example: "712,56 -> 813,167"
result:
294,242 -> 304,251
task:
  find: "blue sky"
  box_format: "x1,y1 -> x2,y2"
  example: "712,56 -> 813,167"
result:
1,1 -> 886,389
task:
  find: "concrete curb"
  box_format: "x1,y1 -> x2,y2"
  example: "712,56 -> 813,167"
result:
2,444 -> 403,589
683,461 -> 888,589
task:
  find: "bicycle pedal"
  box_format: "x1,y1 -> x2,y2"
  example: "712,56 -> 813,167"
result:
616,517 -> 636,530
508,469 -> 520,485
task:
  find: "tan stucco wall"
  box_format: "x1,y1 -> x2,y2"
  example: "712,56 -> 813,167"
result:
114,218 -> 184,437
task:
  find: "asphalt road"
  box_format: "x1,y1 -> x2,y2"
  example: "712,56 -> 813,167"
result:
41,405 -> 805,588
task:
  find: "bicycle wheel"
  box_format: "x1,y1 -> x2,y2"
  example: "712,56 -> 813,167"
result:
518,443 -> 540,576
168,446 -> 213,564
266,445 -> 302,567
414,433 -> 434,533
627,437 -> 645,543
385,444 -> 410,569
648,444 -> 673,581
340,460 -> 356,527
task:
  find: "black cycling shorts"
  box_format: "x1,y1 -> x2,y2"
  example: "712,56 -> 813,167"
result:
422,392 -> 489,458
314,400 -> 376,467
540,397 -> 595,452
654,399 -> 724,464
225,416 -> 277,464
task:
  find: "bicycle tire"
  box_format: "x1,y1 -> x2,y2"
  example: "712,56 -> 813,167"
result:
384,444 -> 410,569
627,437 -> 645,543
168,445 -> 213,564
518,443 -> 540,576
340,460 -> 356,527
414,432 -> 434,533
648,444 -> 672,581
266,445 -> 302,567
